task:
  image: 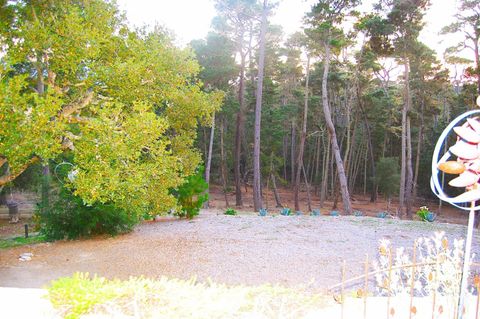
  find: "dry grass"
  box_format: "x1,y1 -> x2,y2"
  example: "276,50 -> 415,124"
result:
48,272 -> 329,319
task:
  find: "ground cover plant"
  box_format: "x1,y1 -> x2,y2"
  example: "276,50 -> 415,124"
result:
0,234 -> 46,249
224,208 -> 238,215
48,273 -> 327,319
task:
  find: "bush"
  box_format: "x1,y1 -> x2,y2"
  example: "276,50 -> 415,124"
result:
224,208 -> 237,216
35,188 -> 138,240
416,206 -> 436,222
171,166 -> 208,219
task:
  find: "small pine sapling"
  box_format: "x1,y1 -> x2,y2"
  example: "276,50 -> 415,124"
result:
172,167 -> 208,219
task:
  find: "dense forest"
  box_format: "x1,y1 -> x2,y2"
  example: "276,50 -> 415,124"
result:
0,0 -> 479,232
191,0 -> 480,218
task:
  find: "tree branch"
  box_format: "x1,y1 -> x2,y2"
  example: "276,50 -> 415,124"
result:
60,91 -> 94,118
0,157 -> 40,187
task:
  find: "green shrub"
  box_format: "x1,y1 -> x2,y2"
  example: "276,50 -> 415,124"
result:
171,166 -> 208,219
224,208 -> 237,216
416,206 -> 436,222
35,188 -> 138,240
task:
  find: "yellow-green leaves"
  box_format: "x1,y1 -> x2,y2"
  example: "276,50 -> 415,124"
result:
0,0 -> 223,216
0,75 -> 66,176
71,102 -> 180,214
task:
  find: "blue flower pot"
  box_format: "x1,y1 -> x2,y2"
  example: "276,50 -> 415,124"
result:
376,212 -> 388,218
426,212 -> 436,222
280,208 -> 291,216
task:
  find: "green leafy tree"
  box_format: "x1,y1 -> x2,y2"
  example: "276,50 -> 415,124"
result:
441,0 -> 480,94
0,0 -> 222,216
360,0 -> 429,218
304,0 -> 359,215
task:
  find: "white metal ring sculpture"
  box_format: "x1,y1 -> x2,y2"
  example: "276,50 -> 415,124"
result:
431,96 -> 480,319
431,107 -> 480,210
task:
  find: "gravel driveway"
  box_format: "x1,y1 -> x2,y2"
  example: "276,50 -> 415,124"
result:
1,210 -> 479,290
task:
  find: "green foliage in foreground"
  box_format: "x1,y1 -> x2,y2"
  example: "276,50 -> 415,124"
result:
48,273 -> 327,319
36,188 -> 138,240
0,234 -> 46,249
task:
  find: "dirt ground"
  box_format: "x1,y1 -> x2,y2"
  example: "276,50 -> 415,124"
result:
0,186 -> 470,239
0,187 -> 478,292
1,209 -> 479,291
208,185 -> 470,225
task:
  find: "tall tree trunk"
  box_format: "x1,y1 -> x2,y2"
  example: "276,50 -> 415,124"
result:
357,90 -> 377,202
346,116 -> 358,193
290,120 -> 296,186
283,135 -> 287,181
320,134 -> 330,207
314,134 -> 321,194
302,165 -> 312,212
402,56 -> 414,219
321,42 -> 352,215
234,49 -> 247,207
405,117 -> 414,219
351,141 -> 365,194
329,144 -> 335,200
399,59 -> 409,218
413,99 -> 424,202
271,173 -> 282,207
363,144 -> 368,195
204,114 -> 215,209
343,87 -> 352,177
252,0 -> 268,212
202,128 -> 208,163
294,55 -> 310,211
376,72 -> 391,159
220,118 -> 230,208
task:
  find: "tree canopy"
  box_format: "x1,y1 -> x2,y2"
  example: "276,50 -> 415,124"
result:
0,0 -> 222,215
